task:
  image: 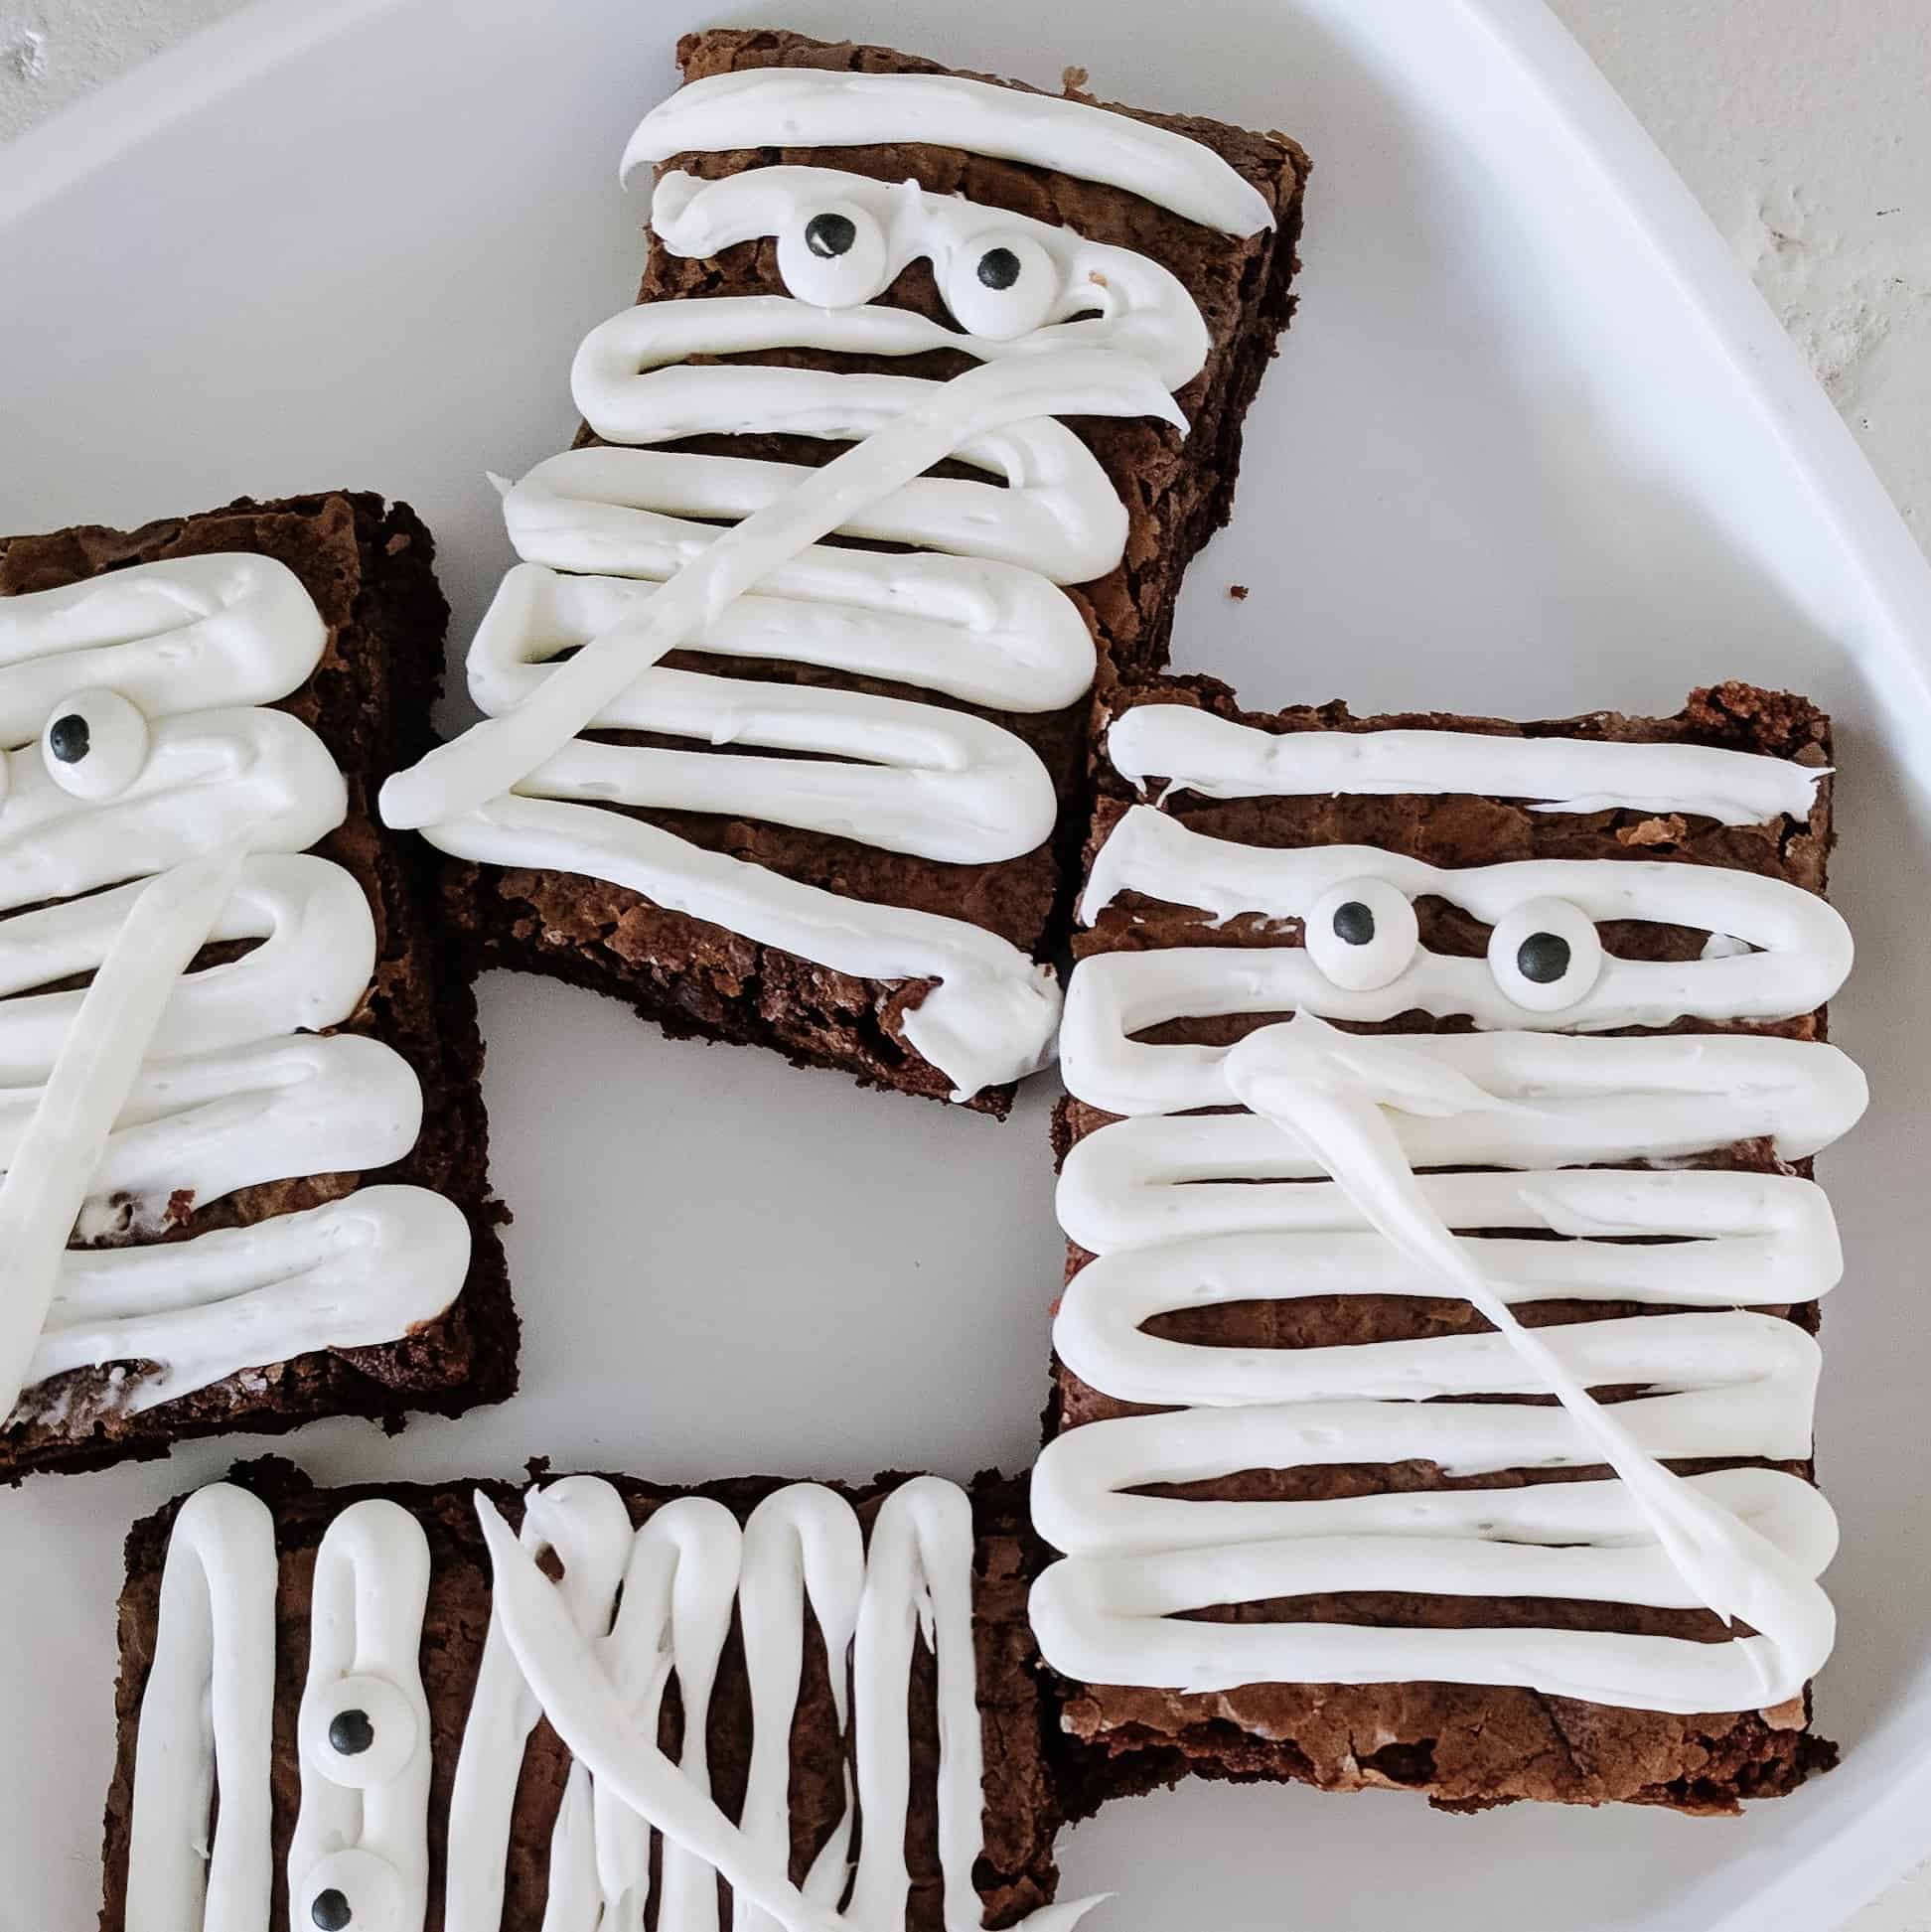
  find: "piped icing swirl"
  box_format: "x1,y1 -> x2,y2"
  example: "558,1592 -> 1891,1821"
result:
383,65 -> 1267,1101
1031,702 -> 1865,1715
0,555 -> 469,1425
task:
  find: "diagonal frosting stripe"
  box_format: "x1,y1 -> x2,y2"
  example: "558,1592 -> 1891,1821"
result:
0,844 -> 242,1417
620,66 -> 1278,235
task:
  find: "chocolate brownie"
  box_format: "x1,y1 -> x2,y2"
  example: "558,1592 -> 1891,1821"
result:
1038,675 -> 1847,1813
100,1459 -> 1065,1930
0,494 -> 515,1479
436,28 -> 1310,1115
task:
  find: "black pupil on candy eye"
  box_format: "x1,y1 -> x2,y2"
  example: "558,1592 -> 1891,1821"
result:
1331,900 -> 1376,947
329,1708 -> 374,1755
1517,932 -> 1572,983
976,246 -> 1022,289
311,1890 -> 353,1931
48,713 -> 89,763
805,213 -> 856,258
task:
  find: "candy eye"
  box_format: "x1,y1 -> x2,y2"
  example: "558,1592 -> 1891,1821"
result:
296,1849 -> 405,1932
1304,877 -> 1419,991
1487,897 -> 1603,1011
944,231 -> 1060,340
40,688 -> 148,801
776,202 -> 889,307
300,1672 -> 419,1790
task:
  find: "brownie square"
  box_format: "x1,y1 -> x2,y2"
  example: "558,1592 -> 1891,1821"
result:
0,493 -> 515,1478
438,28 -> 1311,1115
1039,674 -> 1844,1812
100,1459 -> 1065,1930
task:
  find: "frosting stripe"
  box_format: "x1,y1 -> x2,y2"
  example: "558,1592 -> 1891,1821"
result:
462,1478 -> 1096,1930
621,68 -> 1277,235
1107,703 -> 1828,824
125,1483 -> 278,1932
0,848 -> 240,1417
289,1501 -> 434,1932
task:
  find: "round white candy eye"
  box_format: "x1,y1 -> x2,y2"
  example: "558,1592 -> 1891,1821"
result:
297,1849 -> 406,1932
40,688 -> 148,801
1487,897 -> 1603,1011
1304,877 -> 1419,991
776,203 -> 890,308
300,1673 -> 419,1789
944,231 -> 1060,340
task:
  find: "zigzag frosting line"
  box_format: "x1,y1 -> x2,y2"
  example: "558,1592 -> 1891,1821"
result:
1034,703 -> 1865,1714
387,105 -> 1231,1098
0,557 -> 468,1420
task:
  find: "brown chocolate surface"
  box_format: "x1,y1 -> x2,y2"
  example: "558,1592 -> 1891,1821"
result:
0,494 -> 515,1479
100,1460 -> 1063,1931
1045,678 -> 1840,1812
443,27 -> 1310,1113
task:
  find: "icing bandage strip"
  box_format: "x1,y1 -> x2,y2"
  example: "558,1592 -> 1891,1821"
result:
1107,703 -> 1829,824
621,67 -> 1278,235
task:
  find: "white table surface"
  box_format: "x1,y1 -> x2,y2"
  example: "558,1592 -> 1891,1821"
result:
4,2 -> 1928,1926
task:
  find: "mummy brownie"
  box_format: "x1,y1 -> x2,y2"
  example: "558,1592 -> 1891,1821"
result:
1033,679 -> 1860,1810
102,1462 -> 1080,1931
380,28 -> 1308,1112
0,496 -> 513,1478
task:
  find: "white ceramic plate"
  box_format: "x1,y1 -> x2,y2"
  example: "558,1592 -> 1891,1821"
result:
4,1 -> 1930,1926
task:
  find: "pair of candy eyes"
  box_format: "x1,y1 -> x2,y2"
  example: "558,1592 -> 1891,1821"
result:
5,687 -> 150,805
1305,878 -> 1611,1012
292,1675 -> 419,1932
778,207 -> 1069,340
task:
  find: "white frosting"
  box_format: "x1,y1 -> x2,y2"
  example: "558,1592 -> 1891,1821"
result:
609,167 -> 1213,389
468,1477 -> 1101,1930
1033,710 -> 1865,1715
384,80 -> 1223,1100
0,848 -> 241,1419
1106,704 -> 1829,824
1078,806 -> 1853,1034
0,557 -> 470,1419
290,1501 -> 433,1932
0,707 -> 348,907
29,1188 -> 470,1413
0,553 -> 326,744
464,566 -> 1059,866
445,1478 -> 635,1932
125,1483 -> 278,1932
621,66 -> 1277,236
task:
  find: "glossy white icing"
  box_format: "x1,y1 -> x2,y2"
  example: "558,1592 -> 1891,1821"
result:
621,65 -> 1276,235
290,1501 -> 433,1932
0,553 -> 326,745
1077,806 -> 1853,1033
1033,705 -> 1865,1714
1106,702 -> 1829,824
30,1188 -> 471,1414
0,557 -> 469,1425
0,848 -> 242,1419
124,1482 -> 278,1932
383,68 -> 1235,1099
